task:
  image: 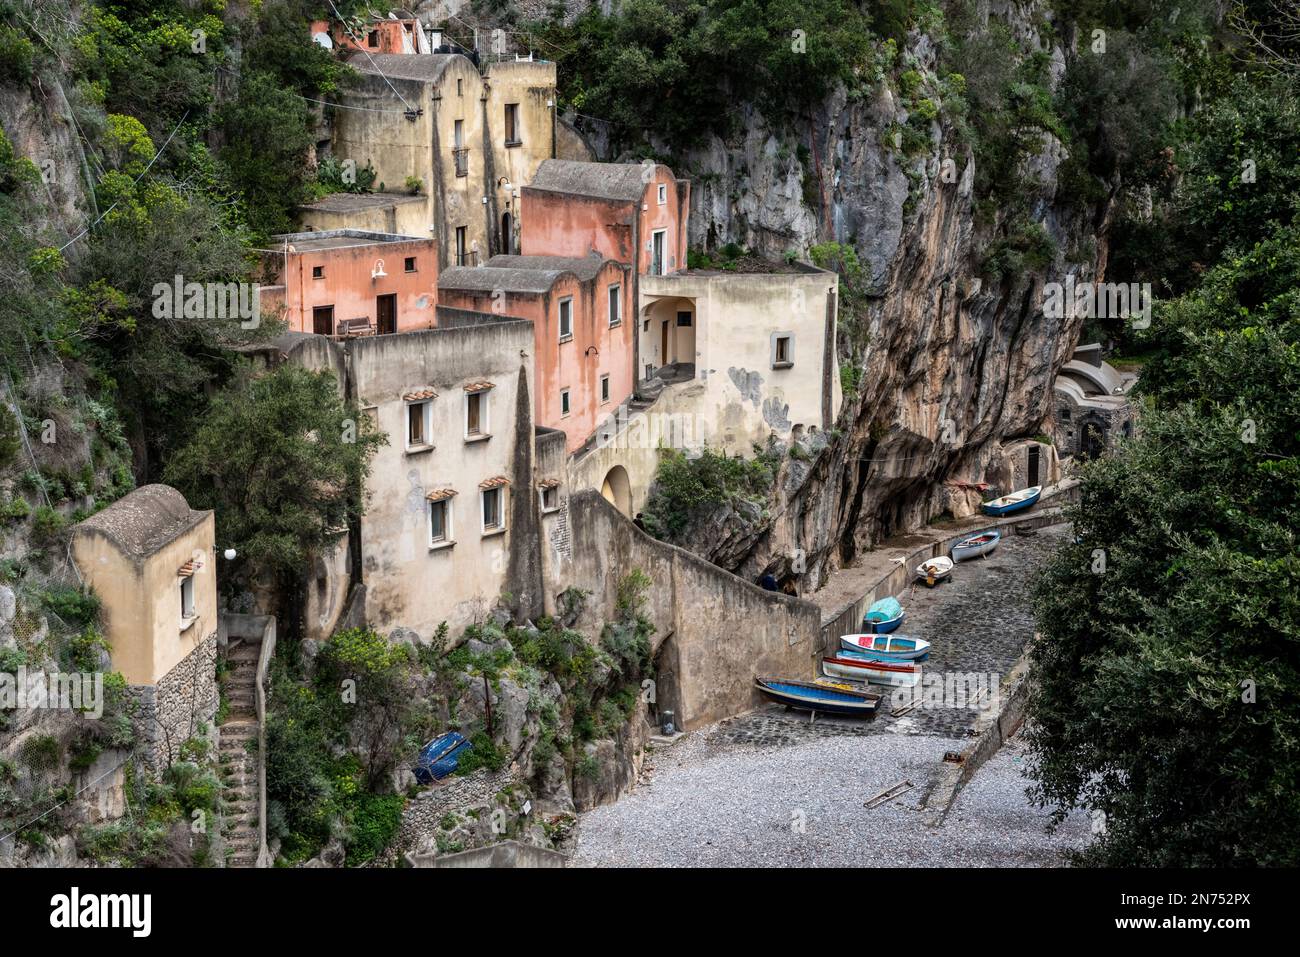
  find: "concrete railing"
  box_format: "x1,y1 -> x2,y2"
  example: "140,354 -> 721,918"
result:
817,480 -> 1080,651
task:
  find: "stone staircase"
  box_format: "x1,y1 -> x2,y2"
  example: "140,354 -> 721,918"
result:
218,637 -> 262,868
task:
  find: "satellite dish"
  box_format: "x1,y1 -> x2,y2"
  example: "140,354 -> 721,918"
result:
312,32 -> 333,49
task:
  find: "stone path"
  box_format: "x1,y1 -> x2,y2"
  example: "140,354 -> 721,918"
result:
572,524 -> 1088,867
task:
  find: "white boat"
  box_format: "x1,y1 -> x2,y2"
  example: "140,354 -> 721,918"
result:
821,652 -> 922,688
951,530 -> 1000,562
840,633 -> 931,660
982,485 -> 1042,516
915,556 -> 953,584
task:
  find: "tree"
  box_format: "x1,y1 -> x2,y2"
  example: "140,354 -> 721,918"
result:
1025,227 -> 1300,866
162,365 -> 386,589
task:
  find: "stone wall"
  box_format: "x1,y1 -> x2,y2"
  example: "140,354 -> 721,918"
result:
128,632 -> 219,773
396,766 -> 521,853
553,491 -> 822,730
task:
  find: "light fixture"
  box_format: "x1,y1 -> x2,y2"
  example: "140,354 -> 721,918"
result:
371,259 -> 387,279
223,548 -> 237,561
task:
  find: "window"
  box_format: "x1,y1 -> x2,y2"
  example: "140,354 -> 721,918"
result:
657,183 -> 667,205
651,230 -> 666,275
453,121 -> 468,177
180,576 -> 195,621
558,298 -> 573,340
404,256 -> 417,273
540,485 -> 558,511
429,499 -> 451,545
772,333 -> 794,368
504,104 -> 520,145
600,375 -> 610,404
465,389 -> 489,438
608,284 -> 622,327
312,265 -> 324,279
312,305 -> 334,336
560,388 -> 571,417
1061,408 -> 1072,422
676,312 -> 692,327
481,487 -> 504,532
367,30 -> 379,48
456,226 -> 472,265
406,400 -> 432,449
457,78 -> 463,97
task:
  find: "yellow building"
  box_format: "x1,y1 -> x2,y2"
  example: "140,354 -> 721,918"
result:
325,53 -> 558,270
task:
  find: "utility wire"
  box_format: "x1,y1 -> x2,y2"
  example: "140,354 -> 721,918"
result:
326,0 -> 418,113
58,109 -> 190,253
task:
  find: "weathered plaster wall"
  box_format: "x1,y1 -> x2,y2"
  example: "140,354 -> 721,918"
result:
347,322 -> 539,638
554,491 -> 820,729
297,194 -> 432,237
483,60 -> 558,255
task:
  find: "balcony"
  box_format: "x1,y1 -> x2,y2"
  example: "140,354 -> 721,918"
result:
456,250 -> 479,267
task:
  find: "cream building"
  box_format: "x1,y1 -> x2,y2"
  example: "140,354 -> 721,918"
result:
325,53 -> 558,269
71,485 -> 220,767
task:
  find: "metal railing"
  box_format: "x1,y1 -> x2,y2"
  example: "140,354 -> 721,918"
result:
456,250 -> 479,267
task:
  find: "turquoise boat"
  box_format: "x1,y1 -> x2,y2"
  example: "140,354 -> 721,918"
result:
862,596 -> 904,634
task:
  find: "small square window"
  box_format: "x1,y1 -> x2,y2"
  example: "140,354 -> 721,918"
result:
540,485 -> 558,511
429,499 -> 451,544
600,375 -> 610,404
558,298 -> 573,340
608,284 -> 622,327
772,334 -> 794,368
404,257 -> 417,273
560,389 -> 571,417
367,30 -> 379,48
657,184 -> 667,205
312,265 -> 324,279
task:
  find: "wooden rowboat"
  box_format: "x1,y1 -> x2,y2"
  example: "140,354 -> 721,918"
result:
981,485 -> 1042,516
755,676 -> 881,716
862,596 -> 905,634
951,530 -> 1001,562
821,652 -> 922,688
915,556 -> 953,584
840,633 -> 931,661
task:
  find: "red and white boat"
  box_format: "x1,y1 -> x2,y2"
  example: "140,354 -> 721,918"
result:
821,651 -> 922,688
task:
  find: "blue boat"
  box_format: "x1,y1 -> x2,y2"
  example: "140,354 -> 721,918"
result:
862,596 -> 905,634
981,485 -> 1041,516
755,676 -> 880,717
413,731 -> 472,784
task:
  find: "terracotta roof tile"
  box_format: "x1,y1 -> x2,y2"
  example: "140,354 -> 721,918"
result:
464,381 -> 496,392
403,388 -> 438,401
536,478 -> 561,489
178,559 -> 200,577
425,488 -> 458,502
478,475 -> 510,490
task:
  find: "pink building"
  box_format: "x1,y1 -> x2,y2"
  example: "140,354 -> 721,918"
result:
259,230 -> 438,337
309,16 -> 429,56
437,254 -> 633,453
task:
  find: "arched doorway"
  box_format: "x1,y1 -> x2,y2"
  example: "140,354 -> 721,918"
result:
600,465 -> 632,517
500,212 -> 513,255
1079,413 -> 1108,460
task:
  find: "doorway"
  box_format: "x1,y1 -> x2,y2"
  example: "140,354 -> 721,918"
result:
660,319 -> 669,366
312,305 -> 334,336
1028,444 -> 1040,487
376,294 -> 397,335
500,212 -> 512,255
651,229 -> 666,275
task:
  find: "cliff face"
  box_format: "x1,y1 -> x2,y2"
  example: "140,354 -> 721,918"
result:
652,5 -> 1104,585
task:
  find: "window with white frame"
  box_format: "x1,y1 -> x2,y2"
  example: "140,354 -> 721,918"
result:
772,333 -> 794,368
560,388 -> 571,417
558,297 -> 573,340
180,576 -> 195,621
465,389 -> 489,438
428,498 -> 452,545
608,284 -> 622,326
406,399 -> 432,448
657,183 -> 667,205
481,486 -> 506,533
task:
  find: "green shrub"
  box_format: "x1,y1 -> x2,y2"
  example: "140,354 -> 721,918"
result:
345,793 -> 405,866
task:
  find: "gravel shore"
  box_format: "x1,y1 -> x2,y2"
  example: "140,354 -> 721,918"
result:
572,524 -> 1090,867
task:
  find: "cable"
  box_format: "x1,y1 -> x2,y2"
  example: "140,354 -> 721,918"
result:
58,109 -> 190,253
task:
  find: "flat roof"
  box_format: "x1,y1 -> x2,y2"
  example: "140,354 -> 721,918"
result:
347,52 -> 464,83
299,192 -> 426,214
270,228 -> 428,251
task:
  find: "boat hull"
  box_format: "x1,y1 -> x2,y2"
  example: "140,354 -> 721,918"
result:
821,653 -> 922,688
981,486 -> 1042,516
840,633 -> 931,661
915,557 -> 953,585
755,677 -> 880,716
951,531 -> 1001,562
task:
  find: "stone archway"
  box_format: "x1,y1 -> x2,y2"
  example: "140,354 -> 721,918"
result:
600,465 -> 633,517
1079,413 -> 1108,460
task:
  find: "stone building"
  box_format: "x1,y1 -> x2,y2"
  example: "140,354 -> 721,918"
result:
70,485 -> 220,769
326,52 -> 558,269
438,253 -> 633,453
1051,343 -> 1137,460
258,229 -> 438,336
